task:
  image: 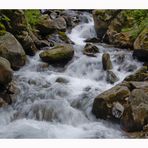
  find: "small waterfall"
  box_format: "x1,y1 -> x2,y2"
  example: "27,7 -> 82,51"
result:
67,12 -> 97,45
0,11 -> 142,138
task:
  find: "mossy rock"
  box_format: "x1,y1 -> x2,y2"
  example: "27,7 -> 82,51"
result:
92,84 -> 130,119
124,66 -> 148,81
58,31 -> 69,41
39,44 -> 74,65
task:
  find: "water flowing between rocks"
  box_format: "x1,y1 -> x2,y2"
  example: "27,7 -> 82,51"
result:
0,12 -> 142,138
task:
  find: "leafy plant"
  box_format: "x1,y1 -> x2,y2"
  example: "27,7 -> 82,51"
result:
0,14 -> 10,35
122,10 -> 148,40
24,10 -> 41,27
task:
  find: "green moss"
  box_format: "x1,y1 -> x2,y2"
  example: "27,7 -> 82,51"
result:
58,31 -> 69,41
24,10 -> 41,27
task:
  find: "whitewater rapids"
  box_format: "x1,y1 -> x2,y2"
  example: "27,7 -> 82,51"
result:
0,11 -> 142,138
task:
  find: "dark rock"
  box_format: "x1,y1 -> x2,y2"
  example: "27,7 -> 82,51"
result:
16,31 -> 37,56
133,49 -> 148,62
55,77 -> 69,84
102,53 -> 113,70
106,70 -> 119,84
83,43 -> 99,57
83,43 -> 99,54
84,37 -> 101,43
47,32 -> 73,45
92,83 -> 130,119
124,66 -> 148,81
29,31 -> 50,49
36,14 -> 57,35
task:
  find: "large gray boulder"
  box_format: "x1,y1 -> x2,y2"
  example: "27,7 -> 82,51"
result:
0,32 -> 26,70
92,82 -> 130,119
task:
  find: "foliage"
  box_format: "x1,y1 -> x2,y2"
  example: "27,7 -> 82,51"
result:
0,14 -> 10,35
24,10 -> 41,27
122,10 -> 148,40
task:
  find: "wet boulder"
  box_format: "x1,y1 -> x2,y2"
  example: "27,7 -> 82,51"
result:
84,37 -> 101,43
36,14 -> 57,35
124,66 -> 148,81
39,44 -> 74,65
16,31 -> 37,56
54,17 -> 67,32
112,102 -> 124,119
102,53 -> 113,70
0,57 -> 13,86
106,70 -> 119,84
0,32 -> 26,70
83,43 -> 99,57
92,83 -> 130,119
121,87 -> 148,132
55,77 -> 69,84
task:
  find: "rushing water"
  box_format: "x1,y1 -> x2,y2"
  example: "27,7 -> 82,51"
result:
0,11 -> 142,138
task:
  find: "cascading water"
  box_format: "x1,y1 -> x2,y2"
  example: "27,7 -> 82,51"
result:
0,11 -> 142,138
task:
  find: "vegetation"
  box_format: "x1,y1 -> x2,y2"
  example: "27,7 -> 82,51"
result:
0,14 -> 10,35
122,10 -> 148,39
24,10 -> 41,27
